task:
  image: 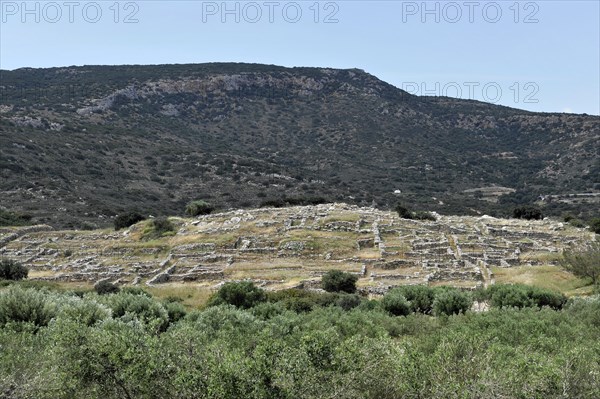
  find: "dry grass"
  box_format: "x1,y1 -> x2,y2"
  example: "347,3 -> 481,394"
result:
519,251 -> 562,263
146,283 -> 214,309
357,249 -> 381,260
224,258 -> 363,281
193,232 -> 238,247
492,265 -> 594,296
28,270 -> 59,278
318,212 -> 361,225
54,282 -> 95,292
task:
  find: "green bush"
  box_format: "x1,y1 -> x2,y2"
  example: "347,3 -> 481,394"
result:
207,281 -> 266,309
394,204 -> 435,221
57,297 -> 111,326
381,290 -> 411,316
321,270 -> 358,293
250,301 -> 287,320
142,217 -> 176,240
335,294 -> 362,311
0,209 -> 32,226
568,218 -> 586,228
0,286 -> 57,327
94,280 -> 120,295
121,286 -> 152,297
260,196 -> 327,208
487,284 -> 533,309
527,286 -> 567,310
113,211 -> 145,230
512,206 -> 543,220
484,284 -> 566,310
590,218 -> 600,234
100,292 -> 170,331
392,285 -> 436,314
413,211 -> 436,221
0,259 -> 28,281
395,204 -> 413,219
185,200 -> 214,216
266,288 -> 341,311
285,296 -> 316,313
564,295 -> 600,327
163,301 -> 187,324
432,289 -> 472,316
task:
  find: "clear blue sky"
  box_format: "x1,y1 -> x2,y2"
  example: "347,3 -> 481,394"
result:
1,0 -> 599,114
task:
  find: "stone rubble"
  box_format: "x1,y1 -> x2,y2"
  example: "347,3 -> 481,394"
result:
1,204 -> 594,293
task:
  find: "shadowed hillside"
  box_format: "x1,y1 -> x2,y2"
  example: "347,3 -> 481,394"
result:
1,63 -> 598,228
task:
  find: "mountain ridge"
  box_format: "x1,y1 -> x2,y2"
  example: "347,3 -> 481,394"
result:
0,63 -> 598,228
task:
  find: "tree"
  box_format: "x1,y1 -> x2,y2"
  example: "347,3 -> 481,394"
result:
185,200 -> 214,216
561,242 -> 600,285
94,280 -> 120,295
512,206 -> 543,220
0,209 -> 32,226
114,212 -> 145,230
391,285 -> 436,314
590,218 -> 600,234
141,217 -> 175,240
381,289 -> 411,316
321,270 -> 358,293
395,204 -> 413,219
432,289 -> 472,316
0,258 -> 28,280
207,281 -> 266,309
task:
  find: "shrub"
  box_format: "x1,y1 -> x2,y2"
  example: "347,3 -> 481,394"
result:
432,289 -> 472,316
527,286 -> 567,310
153,217 -> 175,234
321,270 -> 358,294
394,204 -> 435,221
568,218 -> 586,228
487,284 -> 533,309
250,301 -> 286,320
484,284 -> 567,310
163,301 -> 187,324
121,286 -> 152,297
285,296 -> 315,313
395,204 -> 413,219
0,209 -> 32,226
185,200 -> 214,216
413,211 -> 436,221
57,297 -> 111,326
590,218 -> 600,234
266,288 -> 340,311
100,292 -> 169,331
564,295 -> 600,327
392,285 -> 436,314
512,206 -> 543,220
94,280 -> 120,295
382,289 -> 411,316
114,211 -> 145,230
0,259 -> 28,281
142,217 -> 176,240
0,287 -> 58,327
260,196 -> 327,208
336,294 -> 362,311
207,281 -> 266,309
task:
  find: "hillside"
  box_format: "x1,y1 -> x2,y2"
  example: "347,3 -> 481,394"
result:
0,203 -> 594,296
1,63 -> 599,228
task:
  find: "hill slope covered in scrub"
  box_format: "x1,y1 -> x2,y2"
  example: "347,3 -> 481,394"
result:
0,63 -> 598,228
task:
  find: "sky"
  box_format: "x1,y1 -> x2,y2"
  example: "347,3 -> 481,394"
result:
1,0 -> 599,114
